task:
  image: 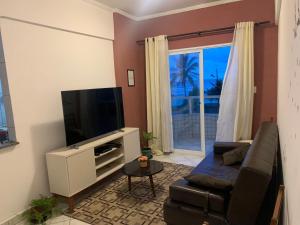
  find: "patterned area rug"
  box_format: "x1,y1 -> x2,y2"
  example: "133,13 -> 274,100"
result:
67,162 -> 193,225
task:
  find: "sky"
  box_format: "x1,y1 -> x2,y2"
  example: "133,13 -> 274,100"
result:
169,45 -> 231,97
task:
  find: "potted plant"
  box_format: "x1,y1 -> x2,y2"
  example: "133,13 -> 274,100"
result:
141,131 -> 156,159
24,196 -> 60,224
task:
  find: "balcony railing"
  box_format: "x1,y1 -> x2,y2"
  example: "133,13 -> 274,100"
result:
172,95 -> 220,148
171,95 -> 220,115
0,97 -> 7,129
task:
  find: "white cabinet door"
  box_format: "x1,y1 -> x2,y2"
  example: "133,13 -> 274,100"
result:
123,130 -> 141,163
67,149 -> 96,196
46,154 -> 69,197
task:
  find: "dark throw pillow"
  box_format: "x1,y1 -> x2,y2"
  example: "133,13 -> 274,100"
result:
223,145 -> 249,166
184,173 -> 233,191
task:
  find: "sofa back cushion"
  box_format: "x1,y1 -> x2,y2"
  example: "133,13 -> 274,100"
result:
223,145 -> 250,166
226,122 -> 278,225
185,173 -> 234,191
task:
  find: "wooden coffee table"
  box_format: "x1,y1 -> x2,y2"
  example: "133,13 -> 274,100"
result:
122,159 -> 163,197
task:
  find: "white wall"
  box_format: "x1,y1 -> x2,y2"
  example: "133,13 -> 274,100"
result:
0,0 -> 114,40
278,0 -> 300,225
0,0 -> 115,223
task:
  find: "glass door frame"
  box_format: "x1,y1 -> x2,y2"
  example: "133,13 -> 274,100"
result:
169,48 -> 205,156
169,43 -> 231,157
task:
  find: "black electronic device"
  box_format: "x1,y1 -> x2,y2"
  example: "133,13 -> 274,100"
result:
94,142 -> 122,156
61,87 -> 125,147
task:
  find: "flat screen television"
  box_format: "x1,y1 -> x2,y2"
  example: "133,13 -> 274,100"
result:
61,87 -> 125,147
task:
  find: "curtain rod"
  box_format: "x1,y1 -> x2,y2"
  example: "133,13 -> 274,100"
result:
136,21 -> 273,45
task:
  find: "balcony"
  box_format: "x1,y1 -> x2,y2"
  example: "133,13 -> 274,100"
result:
172,95 -> 219,154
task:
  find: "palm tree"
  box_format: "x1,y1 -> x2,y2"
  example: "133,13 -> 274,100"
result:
207,69 -> 223,96
206,69 -> 223,109
171,54 -> 199,96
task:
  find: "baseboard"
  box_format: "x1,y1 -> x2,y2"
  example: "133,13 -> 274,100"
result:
0,210 -> 26,225
0,198 -> 68,225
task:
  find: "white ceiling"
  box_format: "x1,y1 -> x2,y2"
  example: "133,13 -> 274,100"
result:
95,0 -> 241,20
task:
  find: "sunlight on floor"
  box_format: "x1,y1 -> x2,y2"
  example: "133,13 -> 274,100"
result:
153,151 -> 204,167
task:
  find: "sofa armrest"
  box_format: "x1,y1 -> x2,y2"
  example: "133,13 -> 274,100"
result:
214,142 -> 250,155
169,179 -> 209,210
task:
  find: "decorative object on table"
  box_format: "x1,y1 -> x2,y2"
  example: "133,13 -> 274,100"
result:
138,155 -> 149,168
127,69 -> 135,87
141,131 -> 156,159
23,195 -> 60,224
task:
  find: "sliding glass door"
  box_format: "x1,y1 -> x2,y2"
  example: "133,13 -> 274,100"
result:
203,46 -> 231,155
169,45 -> 231,155
169,50 -> 205,153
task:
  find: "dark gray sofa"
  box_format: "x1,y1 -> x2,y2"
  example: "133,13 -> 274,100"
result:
164,122 -> 279,225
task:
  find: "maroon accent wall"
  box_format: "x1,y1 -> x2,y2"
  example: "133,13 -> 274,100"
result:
113,0 -> 278,137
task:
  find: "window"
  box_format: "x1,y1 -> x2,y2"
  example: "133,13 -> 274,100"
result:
169,44 -> 231,155
0,34 -> 17,148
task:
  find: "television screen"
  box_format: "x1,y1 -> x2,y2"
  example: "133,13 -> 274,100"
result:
61,87 -> 125,146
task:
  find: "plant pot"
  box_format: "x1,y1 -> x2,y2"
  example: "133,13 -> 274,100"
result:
27,207 -> 52,225
29,211 -> 51,224
30,216 -> 48,225
141,147 -> 153,159
139,160 -> 148,168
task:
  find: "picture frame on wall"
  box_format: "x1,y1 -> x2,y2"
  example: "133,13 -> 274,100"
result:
127,69 -> 135,87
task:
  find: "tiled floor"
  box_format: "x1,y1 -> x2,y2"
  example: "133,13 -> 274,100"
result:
174,137 -> 215,154
46,216 -> 89,225
13,215 -> 89,225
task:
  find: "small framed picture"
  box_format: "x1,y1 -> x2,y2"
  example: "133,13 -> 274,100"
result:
127,69 -> 135,87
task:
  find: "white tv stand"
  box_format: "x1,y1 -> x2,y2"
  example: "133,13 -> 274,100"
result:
46,127 -> 140,211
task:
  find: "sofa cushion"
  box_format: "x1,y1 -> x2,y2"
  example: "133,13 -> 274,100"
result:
169,152 -> 240,215
190,152 -> 240,186
185,174 -> 233,191
223,145 -> 249,166
169,179 -> 227,214
214,142 -> 250,155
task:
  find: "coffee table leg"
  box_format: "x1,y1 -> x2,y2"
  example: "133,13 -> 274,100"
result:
149,175 -> 156,197
128,176 -> 132,192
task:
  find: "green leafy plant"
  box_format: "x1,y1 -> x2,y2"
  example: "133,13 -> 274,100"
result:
24,196 -> 60,224
141,132 -> 157,159
142,132 -> 156,148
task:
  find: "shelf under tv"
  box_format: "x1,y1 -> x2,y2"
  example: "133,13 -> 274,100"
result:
94,147 -> 119,159
95,153 -> 124,170
96,162 -> 125,182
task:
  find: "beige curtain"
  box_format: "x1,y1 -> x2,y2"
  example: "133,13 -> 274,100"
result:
145,35 -> 173,153
216,22 -> 255,142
